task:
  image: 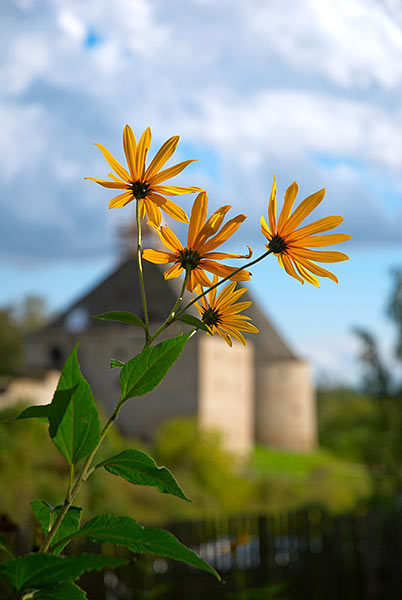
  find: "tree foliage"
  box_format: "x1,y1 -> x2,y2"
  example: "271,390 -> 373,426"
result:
353,267 -> 402,497
0,295 -> 48,377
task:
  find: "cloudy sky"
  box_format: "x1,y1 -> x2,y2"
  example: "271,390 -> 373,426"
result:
1,0 -> 402,384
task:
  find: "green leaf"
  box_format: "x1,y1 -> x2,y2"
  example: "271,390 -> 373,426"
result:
68,514 -> 219,580
177,314 -> 211,333
110,359 -> 125,369
48,344 -> 101,465
33,582 -> 87,599
0,535 -> 14,560
93,311 -> 146,330
120,334 -> 191,401
15,404 -> 50,422
96,449 -> 191,502
31,500 -> 82,554
0,553 -> 126,591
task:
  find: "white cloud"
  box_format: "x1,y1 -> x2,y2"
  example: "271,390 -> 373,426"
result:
1,0 -> 401,263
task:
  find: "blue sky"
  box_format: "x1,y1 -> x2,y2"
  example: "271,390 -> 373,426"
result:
1,0 -> 402,384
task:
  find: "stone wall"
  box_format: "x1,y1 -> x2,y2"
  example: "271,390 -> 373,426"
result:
198,335 -> 254,455
255,358 -> 316,451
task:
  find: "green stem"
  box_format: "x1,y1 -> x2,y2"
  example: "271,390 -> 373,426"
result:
175,250 -> 271,319
39,399 -> 124,554
143,268 -> 190,349
136,200 -> 150,340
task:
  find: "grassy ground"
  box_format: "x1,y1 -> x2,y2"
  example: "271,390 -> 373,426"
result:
0,407 -> 372,527
249,444 -> 371,513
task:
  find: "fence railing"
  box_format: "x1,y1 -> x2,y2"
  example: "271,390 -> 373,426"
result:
4,506 -> 402,599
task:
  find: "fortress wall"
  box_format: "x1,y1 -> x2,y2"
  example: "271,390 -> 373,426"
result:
198,335 -> 254,456
255,359 -> 317,452
75,326 -> 199,438
24,325 -> 199,439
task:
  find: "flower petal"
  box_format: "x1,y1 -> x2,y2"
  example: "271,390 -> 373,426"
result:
220,325 -> 246,346
289,233 -> 352,247
286,216 -> 344,241
187,270 -> 197,291
144,197 -> 161,227
281,254 -> 305,285
294,260 -> 321,286
187,192 -> 208,248
260,216 -> 272,241
216,328 -> 233,347
277,181 -> 298,231
291,248 -> 349,263
159,225 -> 183,253
84,177 -> 130,189
208,274 -> 219,306
280,188 -> 326,236
139,199 -> 146,219
204,247 -> 252,260
108,172 -> 127,184
193,268 -> 213,288
153,185 -> 202,196
142,249 -> 175,264
148,160 -> 196,186
136,127 -> 152,180
123,125 -> 137,180
108,191 -> 134,208
295,256 -> 338,284
214,281 -> 237,306
202,260 -> 251,281
148,192 -> 189,224
94,143 -> 131,182
164,262 -> 184,280
145,136 -> 179,180
268,175 -> 277,234
224,319 -> 259,333
201,215 -> 247,253
194,205 -> 231,248
222,301 -> 253,315
216,287 -> 248,311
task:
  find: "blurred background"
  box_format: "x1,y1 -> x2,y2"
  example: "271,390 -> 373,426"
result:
1,1 -> 402,598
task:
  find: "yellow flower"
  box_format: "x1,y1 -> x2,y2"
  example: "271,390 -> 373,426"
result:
260,176 -> 352,286
86,124 -> 201,226
142,191 -> 252,292
194,275 -> 259,347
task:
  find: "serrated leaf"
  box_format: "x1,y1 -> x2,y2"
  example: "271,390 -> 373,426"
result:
15,404 -> 50,422
31,500 -> 82,554
33,582 -> 87,600
0,553 -> 126,591
0,535 -> 14,560
96,449 -> 191,502
93,311 -> 146,330
110,359 -> 125,369
120,334 -> 190,401
177,314 -> 211,333
48,344 -> 101,465
31,500 -> 53,535
67,514 -> 219,580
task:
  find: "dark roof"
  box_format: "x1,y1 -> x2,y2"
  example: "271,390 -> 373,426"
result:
42,257 -> 296,360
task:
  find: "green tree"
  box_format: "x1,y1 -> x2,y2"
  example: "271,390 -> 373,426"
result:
16,294 -> 48,333
0,307 -> 22,376
354,267 -> 402,498
0,295 -> 48,377
317,386 -> 377,462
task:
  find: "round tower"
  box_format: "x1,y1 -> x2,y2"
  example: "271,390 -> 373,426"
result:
255,358 -> 317,452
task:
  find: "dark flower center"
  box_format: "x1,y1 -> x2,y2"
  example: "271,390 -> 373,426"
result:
178,248 -> 201,270
132,180 -> 150,199
269,234 -> 287,254
202,306 -> 222,327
